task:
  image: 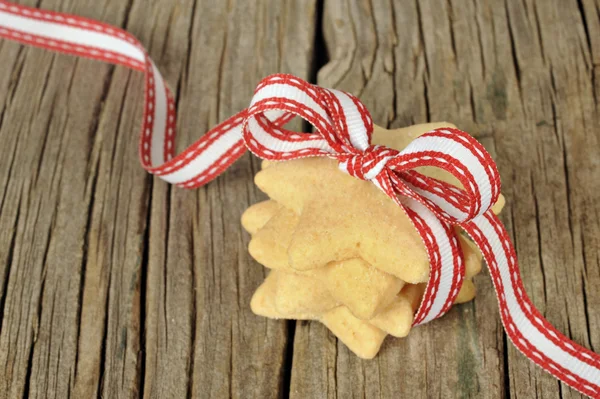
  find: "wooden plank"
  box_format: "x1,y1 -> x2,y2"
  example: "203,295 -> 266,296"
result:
0,1 -> 140,397
143,2 -> 317,398
0,0 -> 317,398
290,0 -> 600,398
501,0 -> 598,397
291,1 -> 505,397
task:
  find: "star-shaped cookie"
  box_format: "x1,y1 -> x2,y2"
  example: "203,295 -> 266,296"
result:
242,122 -> 504,358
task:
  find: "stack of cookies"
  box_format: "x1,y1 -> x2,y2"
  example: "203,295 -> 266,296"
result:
242,123 -> 504,359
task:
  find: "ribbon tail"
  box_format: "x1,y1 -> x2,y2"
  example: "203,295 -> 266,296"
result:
0,0 -> 249,188
403,197 -> 465,326
372,172 -> 465,326
463,211 -> 600,398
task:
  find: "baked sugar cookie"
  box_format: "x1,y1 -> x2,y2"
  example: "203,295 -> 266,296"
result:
243,122 -> 504,359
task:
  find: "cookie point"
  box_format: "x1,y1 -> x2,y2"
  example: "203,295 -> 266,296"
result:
492,194 -> 506,214
248,238 -> 265,263
241,200 -> 280,235
253,170 -> 269,192
454,279 -> 477,304
250,278 -> 279,318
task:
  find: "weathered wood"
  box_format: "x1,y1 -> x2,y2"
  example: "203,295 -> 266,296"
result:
0,0 -> 317,398
501,1 -> 599,397
143,2 -> 317,398
290,1 -> 505,398
1,0 -> 600,397
0,1 -> 140,397
289,0 -> 600,398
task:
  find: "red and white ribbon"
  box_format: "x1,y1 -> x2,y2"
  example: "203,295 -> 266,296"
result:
1,1 -> 599,397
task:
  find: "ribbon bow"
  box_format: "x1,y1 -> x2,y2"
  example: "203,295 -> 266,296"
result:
1,2 -> 600,397
244,75 -> 500,224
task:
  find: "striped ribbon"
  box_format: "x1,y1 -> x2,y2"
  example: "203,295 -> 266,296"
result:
1,1 -> 599,397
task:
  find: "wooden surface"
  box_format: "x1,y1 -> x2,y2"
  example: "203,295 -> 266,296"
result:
0,0 -> 599,398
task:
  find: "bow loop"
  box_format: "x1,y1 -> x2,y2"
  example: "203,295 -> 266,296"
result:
243,74 -> 376,163
321,88 -> 374,152
387,128 -> 502,224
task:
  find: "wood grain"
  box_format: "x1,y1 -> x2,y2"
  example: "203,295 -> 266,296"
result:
0,0 -> 317,398
1,0 -> 599,398
289,0 -> 599,398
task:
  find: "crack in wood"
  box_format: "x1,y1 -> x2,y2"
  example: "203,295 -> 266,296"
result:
137,176 -> 151,399
0,194 -> 20,334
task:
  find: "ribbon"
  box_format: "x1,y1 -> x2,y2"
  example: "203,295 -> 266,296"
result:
1,1 -> 599,397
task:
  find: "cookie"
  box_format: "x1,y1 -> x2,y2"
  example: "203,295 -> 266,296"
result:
243,122 -> 505,358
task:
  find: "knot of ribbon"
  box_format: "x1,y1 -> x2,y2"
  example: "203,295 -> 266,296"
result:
339,144 -> 398,181
2,2 -> 600,397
